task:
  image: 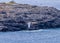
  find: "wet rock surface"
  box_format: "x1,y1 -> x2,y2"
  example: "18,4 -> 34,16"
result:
0,3 -> 60,31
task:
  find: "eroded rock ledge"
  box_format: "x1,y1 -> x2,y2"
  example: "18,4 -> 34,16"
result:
0,3 -> 60,31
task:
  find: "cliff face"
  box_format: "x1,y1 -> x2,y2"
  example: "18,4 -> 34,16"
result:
0,3 -> 60,31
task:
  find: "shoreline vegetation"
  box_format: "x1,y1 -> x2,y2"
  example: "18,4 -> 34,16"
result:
0,1 -> 60,31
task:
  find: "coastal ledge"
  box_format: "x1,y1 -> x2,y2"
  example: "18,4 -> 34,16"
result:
0,2 -> 60,31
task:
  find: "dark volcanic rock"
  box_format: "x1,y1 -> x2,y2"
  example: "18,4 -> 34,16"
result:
0,3 -> 60,31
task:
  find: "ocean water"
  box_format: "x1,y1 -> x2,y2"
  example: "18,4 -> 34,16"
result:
0,28 -> 60,43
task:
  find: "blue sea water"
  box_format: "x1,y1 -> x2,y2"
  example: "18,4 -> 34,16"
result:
0,28 -> 60,43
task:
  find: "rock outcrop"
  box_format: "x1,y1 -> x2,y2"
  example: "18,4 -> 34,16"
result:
0,3 -> 60,31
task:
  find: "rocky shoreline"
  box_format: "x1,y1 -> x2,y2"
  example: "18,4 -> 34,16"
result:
0,2 -> 60,31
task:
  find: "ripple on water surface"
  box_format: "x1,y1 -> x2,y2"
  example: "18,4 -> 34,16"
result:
0,28 -> 60,43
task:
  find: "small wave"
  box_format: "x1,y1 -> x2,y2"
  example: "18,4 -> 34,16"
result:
20,29 -> 44,32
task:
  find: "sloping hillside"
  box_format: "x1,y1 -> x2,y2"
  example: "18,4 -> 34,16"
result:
0,3 -> 60,31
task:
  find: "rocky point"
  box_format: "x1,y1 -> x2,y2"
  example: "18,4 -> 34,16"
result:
0,1 -> 60,31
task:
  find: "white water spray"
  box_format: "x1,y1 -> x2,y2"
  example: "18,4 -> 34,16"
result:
27,22 -> 31,28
